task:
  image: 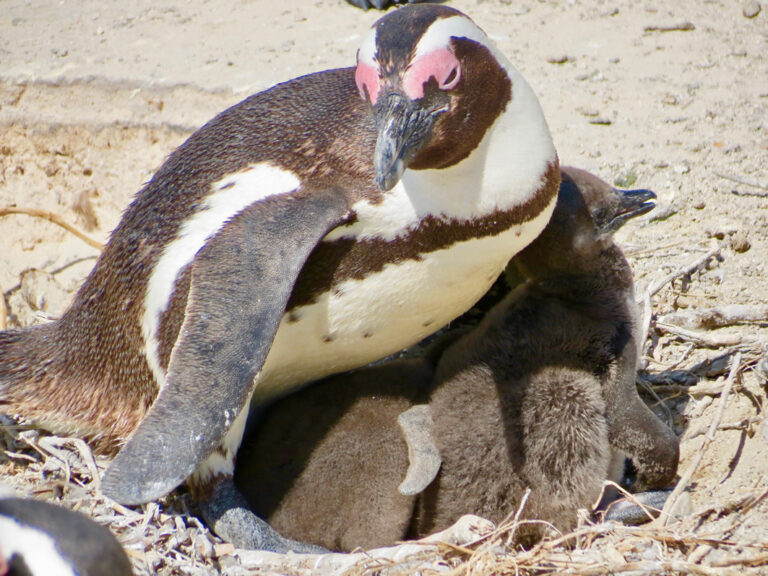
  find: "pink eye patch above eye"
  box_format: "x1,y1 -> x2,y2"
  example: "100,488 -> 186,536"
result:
355,61 -> 381,104
403,49 -> 461,100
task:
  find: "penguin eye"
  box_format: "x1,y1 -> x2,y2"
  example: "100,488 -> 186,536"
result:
440,63 -> 461,91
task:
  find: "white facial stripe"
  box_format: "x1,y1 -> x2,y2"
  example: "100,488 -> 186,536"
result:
415,15 -> 513,75
141,163 -> 301,388
415,16 -> 480,56
357,25 -> 378,67
0,516 -> 78,576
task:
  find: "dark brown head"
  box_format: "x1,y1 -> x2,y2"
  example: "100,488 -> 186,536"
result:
514,166 -> 656,283
355,5 -> 514,190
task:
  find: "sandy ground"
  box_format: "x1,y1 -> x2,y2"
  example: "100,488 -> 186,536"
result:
1,0 -> 767,574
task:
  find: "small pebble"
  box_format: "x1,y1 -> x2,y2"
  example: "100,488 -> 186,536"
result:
730,231 -> 751,253
742,0 -> 761,18
547,55 -> 570,64
706,228 -> 726,240
44,162 -> 60,177
693,200 -> 706,209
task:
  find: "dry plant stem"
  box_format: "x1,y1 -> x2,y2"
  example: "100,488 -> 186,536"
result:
647,245 -> 722,298
562,560 -> 717,576
687,416 -> 761,439
659,305 -> 768,330
0,207 -> 104,251
637,378 -> 674,426
668,343 -> 696,370
711,552 -> 768,568
644,22 -> 696,32
38,436 -> 102,491
600,480 -> 659,523
637,246 -> 722,353
656,322 -> 744,348
639,289 -> 653,357
714,171 -> 768,191
658,352 -> 742,527
504,487 -> 532,546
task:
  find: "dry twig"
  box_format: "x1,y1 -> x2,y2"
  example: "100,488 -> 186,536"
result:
714,171 -> 768,191
658,352 -> 742,527
659,305 -> 768,330
0,207 -> 104,251
655,322 -> 744,348
644,22 -> 696,32
646,245 -> 722,298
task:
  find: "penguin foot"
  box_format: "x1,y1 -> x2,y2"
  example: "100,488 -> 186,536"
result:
600,489 -> 673,525
199,477 -> 327,553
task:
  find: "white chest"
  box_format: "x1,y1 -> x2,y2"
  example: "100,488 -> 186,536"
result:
253,200 -> 554,402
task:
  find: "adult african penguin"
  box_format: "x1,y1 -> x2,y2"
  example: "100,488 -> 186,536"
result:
0,5 -> 559,550
0,498 -> 132,576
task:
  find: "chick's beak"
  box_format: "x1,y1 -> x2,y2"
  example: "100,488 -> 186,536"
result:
602,188 -> 657,233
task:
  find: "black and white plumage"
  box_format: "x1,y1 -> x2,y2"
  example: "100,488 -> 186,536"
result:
235,167 -> 679,551
0,5 -> 558,550
0,498 -> 132,576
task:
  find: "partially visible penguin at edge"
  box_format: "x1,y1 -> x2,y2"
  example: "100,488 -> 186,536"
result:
234,166 -> 680,552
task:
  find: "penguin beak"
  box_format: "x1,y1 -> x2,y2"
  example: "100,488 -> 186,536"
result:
373,92 -> 447,191
601,188 -> 657,233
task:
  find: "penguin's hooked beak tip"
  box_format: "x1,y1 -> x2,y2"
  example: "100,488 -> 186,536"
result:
375,154 -> 405,192
601,188 -> 657,233
618,188 -> 657,219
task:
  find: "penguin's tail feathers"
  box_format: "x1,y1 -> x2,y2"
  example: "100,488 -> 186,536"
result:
0,323 -> 61,422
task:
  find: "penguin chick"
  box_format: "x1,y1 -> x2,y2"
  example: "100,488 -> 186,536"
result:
235,167 -> 679,550
0,5 -> 558,551
237,357 -> 435,551
0,498 -> 132,576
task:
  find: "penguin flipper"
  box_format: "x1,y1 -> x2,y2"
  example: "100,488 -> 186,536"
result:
397,404 -> 441,496
102,189 -> 349,505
